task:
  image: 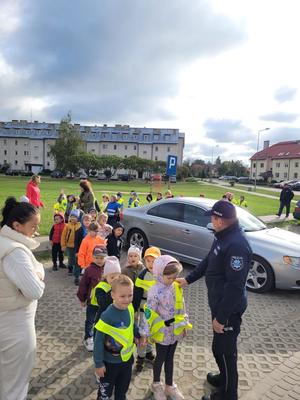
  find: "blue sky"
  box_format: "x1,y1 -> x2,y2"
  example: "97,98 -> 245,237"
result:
1,0 -> 300,164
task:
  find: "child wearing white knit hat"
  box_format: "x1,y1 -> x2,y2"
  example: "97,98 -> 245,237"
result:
122,245 -> 144,284
93,256 -> 121,326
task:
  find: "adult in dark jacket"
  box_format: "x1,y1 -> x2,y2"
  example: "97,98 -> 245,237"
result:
177,200 -> 252,400
106,222 -> 124,259
277,184 -> 294,218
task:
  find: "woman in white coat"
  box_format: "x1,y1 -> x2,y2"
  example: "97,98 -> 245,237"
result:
0,197 -> 45,400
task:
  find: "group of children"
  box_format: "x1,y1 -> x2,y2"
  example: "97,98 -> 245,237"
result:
74,240 -> 191,400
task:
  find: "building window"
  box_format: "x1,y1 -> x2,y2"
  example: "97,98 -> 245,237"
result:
123,134 -> 128,140
34,145 -> 38,149
164,134 -> 170,141
4,150 -> 7,155
295,162 -> 299,167
24,151 -> 26,156
90,149 -> 95,152
124,155 -> 127,158
155,156 -> 158,161
15,160 -> 18,165
155,146 -> 158,151
275,173 -> 280,178
253,172 -> 256,177
285,163 -> 288,168
143,134 -> 149,141
284,172 -> 288,178
103,144 -> 108,149
4,160 -> 7,164
4,139 -> 7,145
47,152 -> 50,157
253,163 -> 256,168
134,145 -> 137,150
114,144 -> 117,150
167,147 -> 171,152
260,163 -> 264,168
154,134 -> 159,140
34,156 -> 39,160
15,151 -> 18,155
143,150 -> 147,154
15,140 -> 18,145
125,145 -> 128,150
294,173 -> 298,179
276,162 -> 280,168
47,162 -> 50,166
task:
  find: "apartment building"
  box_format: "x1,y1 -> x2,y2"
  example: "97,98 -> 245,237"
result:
0,120 -> 185,173
250,140 -> 300,182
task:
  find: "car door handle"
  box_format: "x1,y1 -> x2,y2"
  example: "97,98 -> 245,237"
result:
182,229 -> 191,234
146,221 -> 154,225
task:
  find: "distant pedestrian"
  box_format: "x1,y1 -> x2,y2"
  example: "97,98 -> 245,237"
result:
106,195 -> 121,226
53,190 -> 67,214
100,194 -> 110,214
64,194 -> 77,223
222,192 -> 234,202
233,195 -> 248,208
26,175 -> 44,209
128,191 -> 139,208
156,192 -> 163,201
0,197 -> 45,400
165,190 -> 174,199
277,184 -> 294,218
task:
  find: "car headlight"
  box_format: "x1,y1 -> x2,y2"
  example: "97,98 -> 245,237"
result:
283,256 -> 300,269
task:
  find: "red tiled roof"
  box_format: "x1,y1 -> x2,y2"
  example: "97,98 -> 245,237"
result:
250,140 -> 300,160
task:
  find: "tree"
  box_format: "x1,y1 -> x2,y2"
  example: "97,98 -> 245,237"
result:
177,165 -> 190,180
101,155 -> 123,180
49,113 -> 84,173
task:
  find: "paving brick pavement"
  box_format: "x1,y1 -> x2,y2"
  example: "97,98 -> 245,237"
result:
28,262 -> 300,400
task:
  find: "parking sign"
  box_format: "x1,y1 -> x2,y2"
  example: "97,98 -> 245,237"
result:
166,155 -> 177,176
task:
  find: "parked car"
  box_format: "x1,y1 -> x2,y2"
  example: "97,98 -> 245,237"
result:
97,173 -> 107,181
5,169 -> 21,176
50,170 -> 64,178
273,179 -> 298,188
237,176 -> 251,184
123,197 -> 300,293
290,182 -> 300,191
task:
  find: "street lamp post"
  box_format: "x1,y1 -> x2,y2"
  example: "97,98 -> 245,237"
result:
211,144 -> 219,180
254,128 -> 270,191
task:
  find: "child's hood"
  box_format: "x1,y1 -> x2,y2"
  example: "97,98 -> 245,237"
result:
54,212 -> 65,222
153,255 -> 178,284
112,222 -> 124,235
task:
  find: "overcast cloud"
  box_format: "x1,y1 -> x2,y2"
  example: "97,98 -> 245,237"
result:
274,86 -> 298,103
0,0 -> 245,123
203,118 -> 254,144
260,112 -> 299,123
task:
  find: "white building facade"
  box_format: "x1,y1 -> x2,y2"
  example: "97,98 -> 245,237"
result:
0,120 -> 185,173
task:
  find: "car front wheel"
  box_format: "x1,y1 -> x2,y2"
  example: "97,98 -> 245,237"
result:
246,255 -> 275,293
127,229 -> 149,254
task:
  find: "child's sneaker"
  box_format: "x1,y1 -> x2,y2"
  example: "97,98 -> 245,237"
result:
145,351 -> 155,363
151,382 -> 167,400
83,337 -> 94,352
74,278 -> 80,286
135,356 -> 145,373
165,384 -> 184,400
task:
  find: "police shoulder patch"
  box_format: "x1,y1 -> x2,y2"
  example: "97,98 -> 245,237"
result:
230,256 -> 244,271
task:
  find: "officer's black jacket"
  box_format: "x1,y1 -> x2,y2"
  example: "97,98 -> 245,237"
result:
186,221 -> 252,325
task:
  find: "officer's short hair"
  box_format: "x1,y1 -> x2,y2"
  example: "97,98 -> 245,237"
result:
111,274 -> 133,292
163,261 -> 183,276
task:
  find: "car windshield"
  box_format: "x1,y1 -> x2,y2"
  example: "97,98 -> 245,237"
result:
235,207 -> 267,232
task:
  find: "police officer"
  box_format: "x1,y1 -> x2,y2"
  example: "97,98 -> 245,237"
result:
177,200 -> 252,400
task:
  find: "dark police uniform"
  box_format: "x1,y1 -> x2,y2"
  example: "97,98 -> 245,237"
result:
186,220 -> 252,400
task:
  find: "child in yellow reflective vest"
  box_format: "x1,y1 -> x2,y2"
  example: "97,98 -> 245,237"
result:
133,246 -> 161,373
140,255 -> 192,400
94,275 -> 145,400
91,256 -> 121,324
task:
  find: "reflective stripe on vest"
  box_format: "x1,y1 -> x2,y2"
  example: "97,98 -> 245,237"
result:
144,282 -> 192,343
90,281 -> 111,306
135,277 -> 156,292
129,199 -> 139,208
94,303 -> 136,361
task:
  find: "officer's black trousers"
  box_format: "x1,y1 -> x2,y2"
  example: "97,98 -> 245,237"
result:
212,314 -> 242,400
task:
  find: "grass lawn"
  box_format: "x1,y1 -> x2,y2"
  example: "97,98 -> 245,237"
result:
0,175 -> 290,235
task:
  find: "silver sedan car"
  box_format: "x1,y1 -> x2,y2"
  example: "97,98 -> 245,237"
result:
123,197 -> 300,293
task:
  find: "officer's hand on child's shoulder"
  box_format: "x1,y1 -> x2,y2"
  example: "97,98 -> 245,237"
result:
95,367 -> 106,378
176,278 -> 188,287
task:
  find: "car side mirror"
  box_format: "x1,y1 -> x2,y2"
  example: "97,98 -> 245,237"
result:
207,222 -> 215,231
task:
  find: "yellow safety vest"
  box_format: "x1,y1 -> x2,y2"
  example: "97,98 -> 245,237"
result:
53,198 -> 67,213
117,198 -> 124,208
144,282 -> 192,343
135,277 -> 156,292
90,281 -> 111,306
95,304 -> 136,362
129,199 -> 139,208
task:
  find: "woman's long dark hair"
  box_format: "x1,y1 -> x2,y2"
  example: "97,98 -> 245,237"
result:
79,180 -> 92,193
1,197 -> 39,228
